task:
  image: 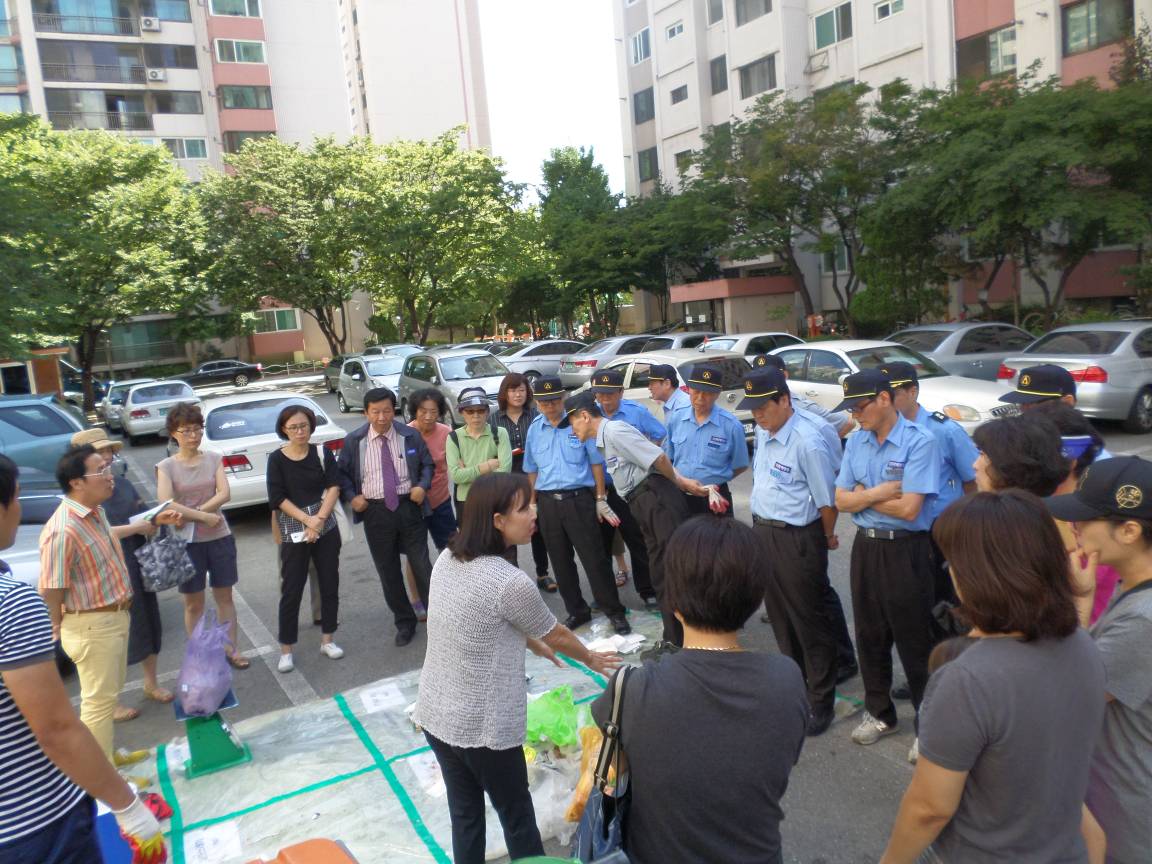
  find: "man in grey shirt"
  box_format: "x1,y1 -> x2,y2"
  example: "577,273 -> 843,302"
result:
564,392 -> 705,649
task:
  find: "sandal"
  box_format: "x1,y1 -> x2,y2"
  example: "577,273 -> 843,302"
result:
226,653 -> 251,670
614,570 -> 630,588
143,686 -> 175,704
113,705 -> 140,723
536,575 -> 558,593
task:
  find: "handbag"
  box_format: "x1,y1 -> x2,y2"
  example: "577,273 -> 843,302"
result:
314,444 -> 353,543
135,525 -> 197,592
572,667 -> 632,863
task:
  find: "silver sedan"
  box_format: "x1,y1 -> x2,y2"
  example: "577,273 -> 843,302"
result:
886,322 -> 1034,381
494,340 -> 585,387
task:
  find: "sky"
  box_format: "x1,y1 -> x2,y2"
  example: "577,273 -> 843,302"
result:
477,0 -> 626,198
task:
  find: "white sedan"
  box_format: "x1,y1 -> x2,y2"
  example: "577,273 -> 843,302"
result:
769,340 -> 1016,433
198,392 -> 345,510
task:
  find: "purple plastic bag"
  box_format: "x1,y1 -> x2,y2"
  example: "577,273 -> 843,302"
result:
177,609 -> 233,717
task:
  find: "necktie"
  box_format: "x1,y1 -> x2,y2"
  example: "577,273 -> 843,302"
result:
379,433 -> 399,511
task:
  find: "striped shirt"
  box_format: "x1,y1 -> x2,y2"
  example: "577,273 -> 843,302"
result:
363,424 -> 411,500
38,497 -> 131,611
0,569 -> 85,845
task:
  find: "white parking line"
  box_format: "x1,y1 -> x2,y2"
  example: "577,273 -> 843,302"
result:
231,587 -> 319,706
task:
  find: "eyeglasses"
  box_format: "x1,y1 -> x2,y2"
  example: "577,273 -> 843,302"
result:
848,399 -> 875,415
84,466 -> 114,478
175,425 -> 204,435
283,423 -> 311,433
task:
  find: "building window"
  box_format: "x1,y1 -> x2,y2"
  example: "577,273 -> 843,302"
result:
674,150 -> 693,174
670,84 -> 688,104
209,0 -> 260,16
1062,0 -> 1132,56
152,91 -> 203,113
141,0 -> 192,22
710,55 -> 728,94
215,39 -> 265,63
814,2 -> 853,49
143,44 -> 198,69
666,20 -> 683,39
822,241 -> 848,273
735,0 -> 770,26
637,147 -> 658,182
875,0 -> 903,20
630,27 -> 651,64
738,54 -> 776,99
0,93 -> 30,113
219,85 -> 273,109
162,137 -> 207,159
633,87 -> 655,124
254,308 -> 300,333
707,0 -> 724,24
956,25 -> 1016,80
223,130 -> 273,153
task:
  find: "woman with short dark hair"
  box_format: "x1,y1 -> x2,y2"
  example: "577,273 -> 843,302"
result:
414,473 -> 618,864
972,413 -> 1068,496
591,515 -> 809,864
881,491 -> 1105,863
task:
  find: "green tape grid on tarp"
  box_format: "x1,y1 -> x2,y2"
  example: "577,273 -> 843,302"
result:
335,692 -> 451,864
556,652 -> 608,688
156,744 -> 186,864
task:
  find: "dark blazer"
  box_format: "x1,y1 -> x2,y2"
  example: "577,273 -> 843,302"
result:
337,420 -> 434,522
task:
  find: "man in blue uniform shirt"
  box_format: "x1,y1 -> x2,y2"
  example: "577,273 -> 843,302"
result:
647,364 -> 690,422
833,369 -> 939,756
743,369 -> 844,736
523,377 -> 631,635
665,364 -> 749,516
751,354 -> 854,436
590,370 -> 659,609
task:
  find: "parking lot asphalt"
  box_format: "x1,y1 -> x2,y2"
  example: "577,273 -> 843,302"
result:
88,376 -> 1148,862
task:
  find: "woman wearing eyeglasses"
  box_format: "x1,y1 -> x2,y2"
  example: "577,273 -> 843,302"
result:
445,388 -> 512,519
156,403 -> 248,669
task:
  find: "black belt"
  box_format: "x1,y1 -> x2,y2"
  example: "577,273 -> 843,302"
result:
856,527 -> 926,541
753,516 -> 820,530
624,477 -> 652,504
538,487 -> 591,501
367,493 -> 412,503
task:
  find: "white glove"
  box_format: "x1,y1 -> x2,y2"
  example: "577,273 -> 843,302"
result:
113,796 -> 166,862
595,497 -> 620,527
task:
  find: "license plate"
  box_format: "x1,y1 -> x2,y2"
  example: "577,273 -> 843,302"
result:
560,362 -> 574,371
743,421 -> 754,434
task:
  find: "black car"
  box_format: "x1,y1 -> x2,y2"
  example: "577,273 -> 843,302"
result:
172,359 -> 264,388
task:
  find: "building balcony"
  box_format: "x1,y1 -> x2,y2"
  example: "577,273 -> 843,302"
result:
34,13 -> 141,36
48,110 -> 152,130
93,339 -> 183,367
0,67 -> 25,87
41,62 -> 146,83
669,275 -> 797,304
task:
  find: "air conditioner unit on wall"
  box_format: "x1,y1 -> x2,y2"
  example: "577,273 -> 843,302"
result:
145,68 -> 166,82
139,16 -> 160,31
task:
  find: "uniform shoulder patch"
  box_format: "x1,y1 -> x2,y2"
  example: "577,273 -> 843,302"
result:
930,411 -> 949,423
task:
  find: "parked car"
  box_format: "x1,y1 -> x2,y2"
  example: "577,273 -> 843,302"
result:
437,341 -> 519,355
998,321 -> 1152,433
494,340 -> 586,387
769,340 -> 1015,433
886,322 -> 1035,381
574,349 -> 756,441
196,393 -> 345,510
323,354 -> 360,393
337,354 -> 406,412
396,349 -> 511,426
99,378 -> 155,431
699,332 -> 806,358
558,335 -> 655,389
121,381 -> 200,445
170,359 -> 263,389
362,344 -> 425,358
0,394 -> 85,484
59,359 -> 107,409
640,331 -> 723,352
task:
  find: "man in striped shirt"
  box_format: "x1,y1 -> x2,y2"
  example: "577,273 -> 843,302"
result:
39,444 -> 175,759
0,454 -> 166,862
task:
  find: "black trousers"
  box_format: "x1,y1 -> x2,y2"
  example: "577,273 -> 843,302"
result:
849,531 -> 938,727
536,489 -> 623,618
424,732 -> 544,864
683,481 -> 733,518
362,497 -> 432,633
758,519 -> 838,713
278,528 -> 340,645
599,485 -> 654,598
628,475 -> 691,645
825,580 -> 858,670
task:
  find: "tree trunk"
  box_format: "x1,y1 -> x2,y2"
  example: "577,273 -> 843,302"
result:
1022,243 -> 1056,329
76,326 -> 102,414
306,307 -> 347,357
976,253 -> 1006,317
782,246 -> 815,318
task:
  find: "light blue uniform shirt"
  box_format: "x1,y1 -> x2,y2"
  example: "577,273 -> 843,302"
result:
523,413 -> 603,490
666,405 -> 750,486
661,388 -> 690,421
793,394 -> 851,432
911,405 -> 978,522
835,413 -> 939,532
602,399 -> 666,443
751,410 -> 838,526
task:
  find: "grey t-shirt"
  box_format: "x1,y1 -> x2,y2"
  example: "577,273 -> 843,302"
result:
1086,582 -> 1152,864
596,418 -> 663,498
919,630 -> 1105,863
591,650 -> 808,864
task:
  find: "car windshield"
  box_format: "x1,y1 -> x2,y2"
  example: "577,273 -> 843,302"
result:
848,346 -> 947,379
888,330 -> 949,352
575,340 -> 612,355
674,357 -> 749,390
109,384 -> 142,405
131,383 -> 193,403
703,339 -> 737,352
439,354 -> 507,381
365,357 -> 404,376
207,399 -> 328,441
496,344 -> 522,357
1025,330 -> 1126,355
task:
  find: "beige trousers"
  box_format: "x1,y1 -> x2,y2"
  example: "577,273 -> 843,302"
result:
60,609 -> 130,760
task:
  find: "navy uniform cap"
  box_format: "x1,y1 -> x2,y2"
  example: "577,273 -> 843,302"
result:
561,391 -> 601,428
737,369 -> 789,410
590,369 -> 625,392
751,354 -> 785,372
648,364 -> 679,385
1046,455 -> 1152,521
832,369 -> 894,412
1000,364 -> 1076,405
881,361 -> 918,387
686,364 -> 723,392
533,376 -> 565,400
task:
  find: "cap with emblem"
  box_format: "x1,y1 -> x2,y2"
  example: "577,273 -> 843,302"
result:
737,369 -> 789,409
1045,455 -> 1152,522
686,364 -> 723,392
648,364 -> 679,386
881,361 -> 918,388
71,428 -> 123,453
751,354 -> 785,372
533,376 -> 565,400
457,387 -> 490,411
560,391 -> 602,428
832,369 -> 894,412
1000,364 -> 1076,405
589,369 -> 625,393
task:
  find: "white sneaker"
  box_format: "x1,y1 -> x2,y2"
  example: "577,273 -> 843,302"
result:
277,653 -> 294,673
320,642 -> 345,660
851,712 -> 898,745
908,737 -> 920,764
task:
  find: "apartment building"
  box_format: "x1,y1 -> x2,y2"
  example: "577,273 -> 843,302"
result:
613,0 -> 1150,332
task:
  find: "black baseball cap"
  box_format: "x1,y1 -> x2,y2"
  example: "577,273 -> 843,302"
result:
590,370 -> 625,392
648,364 -> 679,386
1045,456 -> 1152,522
738,370 -> 789,409
882,361 -> 918,387
533,376 -> 565,400
686,364 -> 723,392
561,391 -> 601,428
457,387 -> 489,410
833,369 -> 894,412
1000,364 -> 1077,405
751,354 -> 785,372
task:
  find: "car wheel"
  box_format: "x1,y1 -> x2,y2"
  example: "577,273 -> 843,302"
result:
524,371 -> 542,388
338,392 -> 350,413
1123,387 -> 1152,434
233,374 -> 249,388
126,433 -> 140,447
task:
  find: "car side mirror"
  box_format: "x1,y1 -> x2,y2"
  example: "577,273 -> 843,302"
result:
351,373 -> 364,382
430,375 -> 439,385
837,372 -> 850,386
